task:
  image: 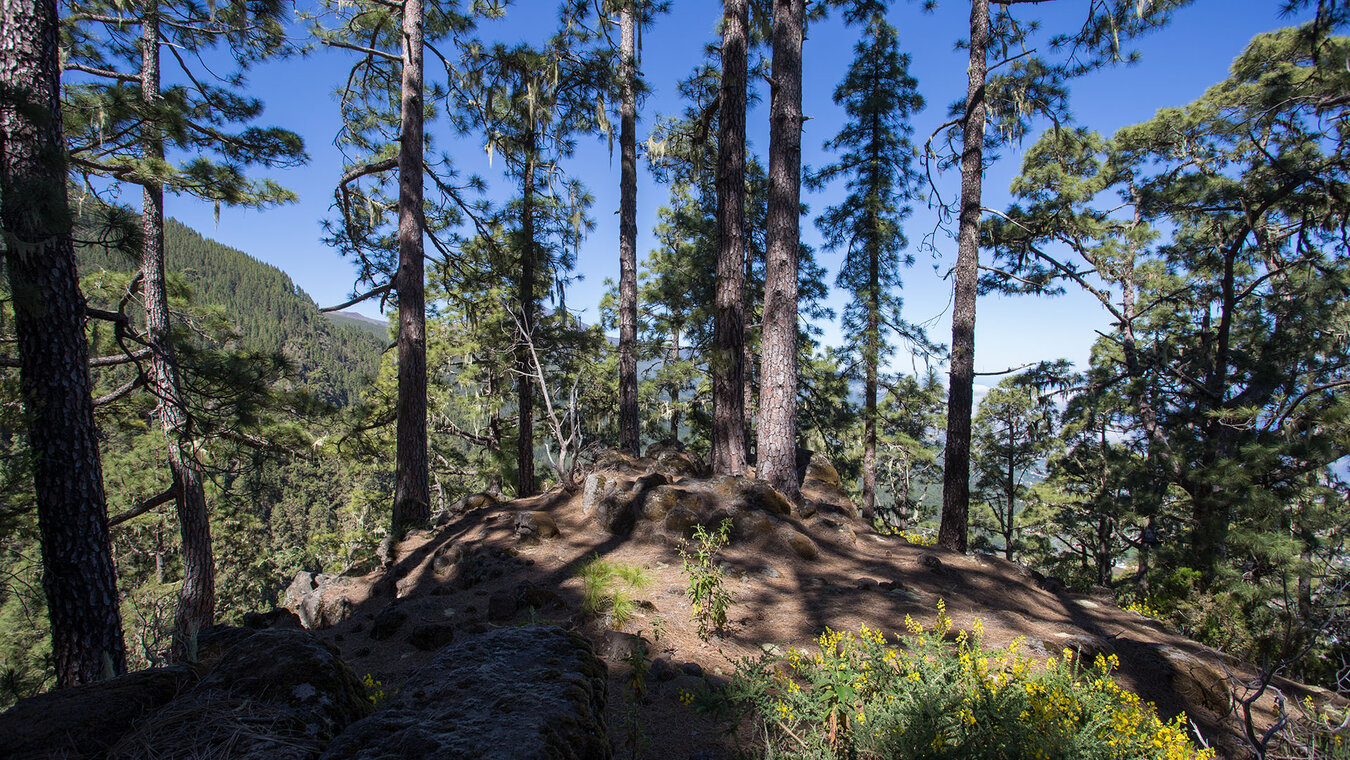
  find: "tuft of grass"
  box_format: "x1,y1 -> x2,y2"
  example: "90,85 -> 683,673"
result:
578,555 -> 651,630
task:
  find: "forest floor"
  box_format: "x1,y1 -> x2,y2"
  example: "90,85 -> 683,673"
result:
298,463 -> 1336,760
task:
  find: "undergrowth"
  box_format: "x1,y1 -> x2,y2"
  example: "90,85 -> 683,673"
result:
680,519 -> 733,639
711,601 -> 1215,760
578,555 -> 651,630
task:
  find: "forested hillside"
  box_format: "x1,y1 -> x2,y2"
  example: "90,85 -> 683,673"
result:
77,219 -> 385,407
2,0 -> 1348,757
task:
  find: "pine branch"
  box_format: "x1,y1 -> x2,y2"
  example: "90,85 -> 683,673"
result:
108,484 -> 179,528
0,346 -> 152,368
93,374 -> 146,407
320,282 -> 392,312
327,40 -> 402,63
63,62 -> 140,82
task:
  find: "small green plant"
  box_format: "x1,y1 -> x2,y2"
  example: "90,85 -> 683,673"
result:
618,636 -> 652,759
680,519 -> 733,639
716,603 -> 1215,760
647,616 -> 668,643
362,672 -> 395,709
578,555 -> 651,630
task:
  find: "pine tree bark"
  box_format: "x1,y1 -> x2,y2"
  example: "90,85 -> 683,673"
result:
0,0 -> 128,685
516,136 -> 538,498
617,4 -> 640,456
392,0 -> 430,536
757,0 -> 804,501
711,0 -> 748,476
139,3 -> 215,658
669,327 -> 681,440
862,268 -> 878,523
937,0 -> 990,554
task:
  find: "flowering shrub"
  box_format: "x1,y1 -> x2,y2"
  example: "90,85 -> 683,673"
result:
362,672 -> 395,709
720,603 -> 1214,760
876,524 -> 936,546
1122,598 -> 1164,621
900,530 -> 936,547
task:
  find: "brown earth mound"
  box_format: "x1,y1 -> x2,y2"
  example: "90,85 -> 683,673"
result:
265,449 -> 1340,759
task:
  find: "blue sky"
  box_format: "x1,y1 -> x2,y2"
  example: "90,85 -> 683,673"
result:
154,0 -> 1309,383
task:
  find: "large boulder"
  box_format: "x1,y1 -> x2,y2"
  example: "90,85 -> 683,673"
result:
320,625 -> 610,760
581,471 -> 629,534
798,451 -> 857,518
107,630 -> 372,760
0,665 -> 198,760
644,439 -> 706,478
774,524 -> 821,561
282,570 -> 355,630
705,475 -> 793,517
514,510 -> 560,543
581,471 -> 669,535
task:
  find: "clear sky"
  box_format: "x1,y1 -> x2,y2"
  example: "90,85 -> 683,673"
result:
155,0 -> 1311,386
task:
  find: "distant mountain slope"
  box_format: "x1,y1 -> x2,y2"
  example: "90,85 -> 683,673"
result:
324,311 -> 389,341
77,218 -> 384,407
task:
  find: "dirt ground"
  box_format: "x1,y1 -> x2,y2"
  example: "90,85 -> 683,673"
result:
301,474 -> 1337,760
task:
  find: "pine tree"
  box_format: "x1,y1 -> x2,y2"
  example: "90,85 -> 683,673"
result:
811,0 -> 924,523
63,0 -> 302,655
936,0 -> 1192,553
712,0 -> 750,476
936,0 -> 990,553
0,0 -> 127,686
457,33 -> 608,497
758,0 -> 806,500
617,2 -> 641,455
316,0 -> 485,536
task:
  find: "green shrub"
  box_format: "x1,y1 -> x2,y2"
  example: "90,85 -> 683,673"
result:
718,602 -> 1214,760
680,519 -> 733,639
578,556 -> 651,630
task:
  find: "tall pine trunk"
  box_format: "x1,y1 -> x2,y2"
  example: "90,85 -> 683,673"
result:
617,4 -> 640,455
712,0 -> 749,476
392,0 -> 430,536
758,0 -> 804,501
516,138 -> 538,498
1191,245 -> 1240,585
0,0 -> 127,685
937,0 -> 990,554
862,268 -> 878,523
139,3 -> 216,658
669,327 -> 681,440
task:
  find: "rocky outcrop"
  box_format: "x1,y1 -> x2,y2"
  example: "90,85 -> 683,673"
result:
108,630 -> 372,760
574,453 -> 851,561
283,570 -> 356,630
1155,644 -> 1234,716
797,450 -> 858,519
320,625 -> 610,760
514,510 -> 560,543
434,491 -> 499,526
0,664 -> 198,760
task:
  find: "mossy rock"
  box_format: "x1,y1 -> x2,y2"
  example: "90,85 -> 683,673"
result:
319,626 -> 608,760
774,525 -> 820,561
